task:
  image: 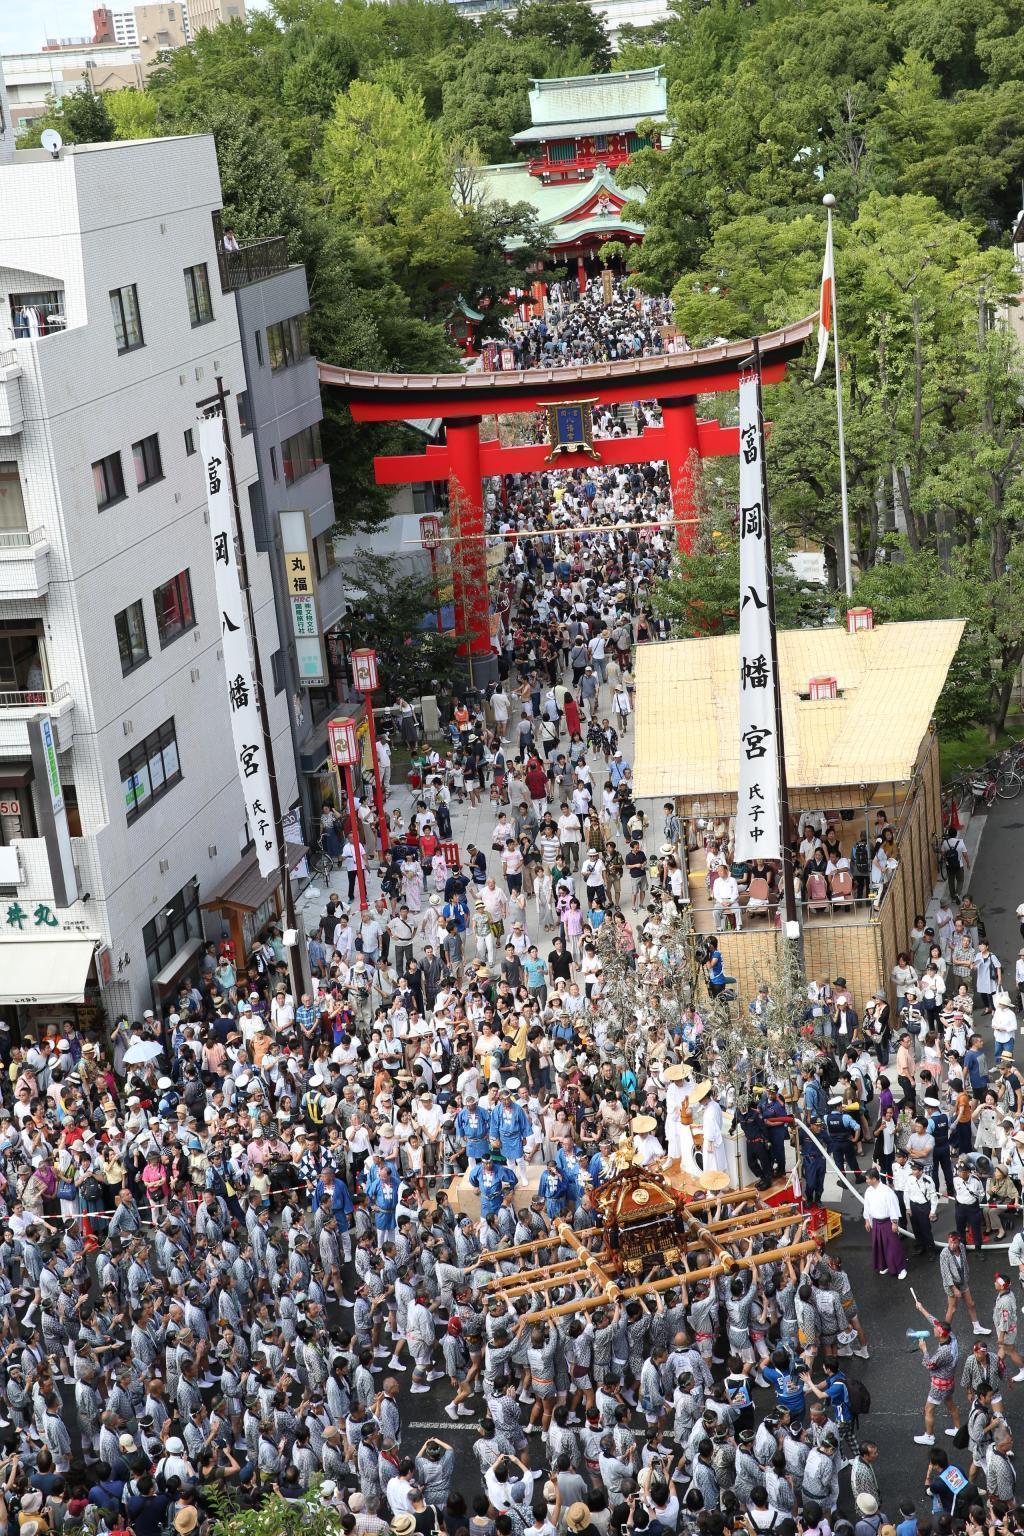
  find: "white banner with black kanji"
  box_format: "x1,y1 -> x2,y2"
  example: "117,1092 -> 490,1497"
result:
199,412 -> 278,877
735,374 -> 782,862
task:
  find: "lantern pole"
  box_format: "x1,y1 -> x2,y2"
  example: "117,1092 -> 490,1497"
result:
352,650 -> 389,858
329,717 -> 369,912
343,762 -> 369,910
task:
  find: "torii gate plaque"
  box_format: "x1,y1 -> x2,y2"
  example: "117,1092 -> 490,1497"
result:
319,315 -> 813,685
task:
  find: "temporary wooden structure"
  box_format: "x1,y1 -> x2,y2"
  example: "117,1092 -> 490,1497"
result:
479,1162 -> 840,1322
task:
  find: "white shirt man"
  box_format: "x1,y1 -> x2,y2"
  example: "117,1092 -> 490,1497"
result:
712,869 -> 742,931
993,994 -> 1018,1053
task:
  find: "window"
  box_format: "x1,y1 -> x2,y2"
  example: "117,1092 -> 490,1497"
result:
142,875 -> 200,981
255,330 -> 264,366
119,718 -> 182,824
0,464 -> 27,533
270,648 -> 285,694
267,312 -> 311,373
132,433 -> 163,489
115,599 -> 149,675
184,428 -> 196,456
110,283 -> 144,353
92,450 -> 126,510
238,389 -> 252,436
269,445 -> 278,481
314,531 -> 336,580
281,423 -> 323,486
549,140 -> 575,163
626,132 -> 651,153
594,134 -> 608,151
154,569 -> 196,647
249,480 -> 269,551
184,262 -> 213,327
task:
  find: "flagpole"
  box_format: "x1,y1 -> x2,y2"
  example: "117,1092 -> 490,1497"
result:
823,193 -> 853,597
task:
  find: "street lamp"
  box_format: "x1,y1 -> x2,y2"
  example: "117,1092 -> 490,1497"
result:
419,512 -> 443,633
350,646 -> 389,856
327,714 -> 368,910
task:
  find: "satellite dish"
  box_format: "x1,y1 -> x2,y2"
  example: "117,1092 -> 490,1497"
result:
40,128 -> 63,158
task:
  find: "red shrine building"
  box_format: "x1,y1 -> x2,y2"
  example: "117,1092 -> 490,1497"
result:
476,67 -> 669,291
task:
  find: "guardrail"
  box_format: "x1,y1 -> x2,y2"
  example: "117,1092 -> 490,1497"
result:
0,526 -> 46,549
0,681 -> 70,709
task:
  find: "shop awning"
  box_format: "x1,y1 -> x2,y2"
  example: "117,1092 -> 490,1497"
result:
201,842 -> 308,915
0,934 -> 99,1006
152,936 -> 204,993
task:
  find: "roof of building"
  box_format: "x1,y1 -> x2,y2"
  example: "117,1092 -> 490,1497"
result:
474,161 -> 645,239
511,112 -> 659,144
547,213 -> 646,245
526,67 -> 667,129
632,619 -> 965,800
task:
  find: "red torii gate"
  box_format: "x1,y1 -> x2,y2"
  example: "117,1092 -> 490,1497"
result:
319,316 -> 813,683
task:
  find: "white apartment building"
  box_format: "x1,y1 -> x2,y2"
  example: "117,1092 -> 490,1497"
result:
0,70 -> 298,1024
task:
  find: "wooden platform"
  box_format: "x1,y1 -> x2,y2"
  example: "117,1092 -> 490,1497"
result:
445,1162 -> 544,1219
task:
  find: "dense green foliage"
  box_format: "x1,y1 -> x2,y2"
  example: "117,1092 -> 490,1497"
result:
18,0 -> 1024,730
623,0 -> 1024,736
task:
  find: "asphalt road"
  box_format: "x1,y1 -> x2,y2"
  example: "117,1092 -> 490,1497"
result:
415,1187 -> 1002,1518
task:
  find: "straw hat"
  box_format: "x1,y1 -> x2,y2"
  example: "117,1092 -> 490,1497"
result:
696,1168 -> 730,1192
630,1114 -> 657,1134
173,1512 -> 199,1536
663,1063 -> 691,1082
689,1080 -> 712,1103
566,1506 -> 592,1534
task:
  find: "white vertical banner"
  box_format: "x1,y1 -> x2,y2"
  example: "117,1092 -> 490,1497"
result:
199,412 -> 278,877
735,374 -> 782,862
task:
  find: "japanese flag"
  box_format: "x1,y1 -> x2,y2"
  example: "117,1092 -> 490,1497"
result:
814,220 -> 834,381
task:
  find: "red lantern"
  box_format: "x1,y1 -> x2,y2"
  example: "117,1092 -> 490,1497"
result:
351,647 -> 379,694
419,514 -> 441,551
328,716 -> 359,768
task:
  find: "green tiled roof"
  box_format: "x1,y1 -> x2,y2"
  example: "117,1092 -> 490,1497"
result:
526,67 -> 666,128
511,114 -> 656,144
475,161 -> 646,229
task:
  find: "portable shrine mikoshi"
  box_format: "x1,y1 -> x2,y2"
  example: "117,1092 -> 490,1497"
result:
479,1157 -> 841,1322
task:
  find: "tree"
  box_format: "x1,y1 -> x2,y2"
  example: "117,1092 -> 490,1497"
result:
320,80 -> 473,316
106,88 -> 159,140
17,87 -> 114,148
510,0 -> 612,71
653,497 -> 829,637
341,553 -> 462,700
437,27 -> 560,164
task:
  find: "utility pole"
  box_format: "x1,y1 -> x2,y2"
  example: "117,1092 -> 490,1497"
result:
198,377 -> 300,1001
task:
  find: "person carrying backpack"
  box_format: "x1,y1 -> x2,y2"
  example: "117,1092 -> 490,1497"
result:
941,831 -> 969,898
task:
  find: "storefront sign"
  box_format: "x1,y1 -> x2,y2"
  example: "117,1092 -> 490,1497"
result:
291,594 -> 318,638
199,411 -> 278,878
286,551 -> 313,596
734,373 -> 781,862
280,510 -> 327,687
0,898 -> 89,933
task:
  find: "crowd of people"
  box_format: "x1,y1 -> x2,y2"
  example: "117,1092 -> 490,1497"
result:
0,285 -> 1020,1536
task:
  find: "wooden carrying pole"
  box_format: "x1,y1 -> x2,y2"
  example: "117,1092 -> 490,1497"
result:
524,1236 -> 824,1323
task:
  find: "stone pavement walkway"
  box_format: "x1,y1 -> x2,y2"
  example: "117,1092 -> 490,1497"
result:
295,668 -> 664,938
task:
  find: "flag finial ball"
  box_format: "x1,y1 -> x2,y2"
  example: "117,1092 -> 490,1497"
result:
822,193 -> 837,208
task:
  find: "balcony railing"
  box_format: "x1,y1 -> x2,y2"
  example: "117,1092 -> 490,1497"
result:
211,207 -> 290,293
0,682 -> 70,709
0,347 -> 17,370
0,526 -> 46,550
217,236 -> 290,291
